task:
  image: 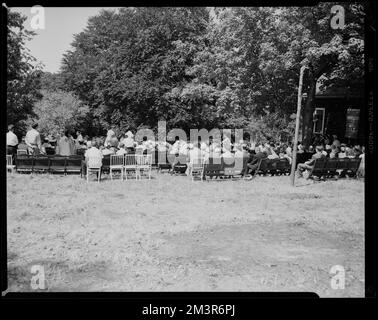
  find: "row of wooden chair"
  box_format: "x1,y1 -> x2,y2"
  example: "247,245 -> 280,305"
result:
84,154 -> 152,182
199,157 -> 250,181
13,155 -> 83,174
308,157 -> 361,180
8,154 -> 152,182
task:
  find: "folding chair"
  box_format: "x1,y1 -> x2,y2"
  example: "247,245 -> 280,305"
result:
33,155 -> 50,173
110,155 -> 125,180
6,155 -> 15,174
191,157 -> 205,181
49,156 -> 66,175
15,155 -> 33,173
136,154 -> 152,180
124,154 -> 138,180
86,156 -> 102,183
66,156 -> 83,174
101,155 -> 111,175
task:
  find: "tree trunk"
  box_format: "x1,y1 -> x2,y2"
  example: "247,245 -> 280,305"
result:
302,76 -> 317,147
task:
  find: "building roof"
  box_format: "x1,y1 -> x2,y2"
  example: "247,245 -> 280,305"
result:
315,76 -> 364,99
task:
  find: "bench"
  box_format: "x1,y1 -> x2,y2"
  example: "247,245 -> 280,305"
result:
308,157 -> 361,180
255,158 -> 291,176
203,157 -> 249,180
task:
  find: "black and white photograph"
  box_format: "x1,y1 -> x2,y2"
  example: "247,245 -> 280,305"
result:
3,3 -> 375,299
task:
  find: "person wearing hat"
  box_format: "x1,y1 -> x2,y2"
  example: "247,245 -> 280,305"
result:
7,124 -> 18,158
25,123 -> 42,155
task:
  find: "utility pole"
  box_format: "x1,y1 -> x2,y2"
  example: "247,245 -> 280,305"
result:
290,65 -> 307,186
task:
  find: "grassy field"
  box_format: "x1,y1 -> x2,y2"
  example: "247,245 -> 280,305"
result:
6,171 -> 364,296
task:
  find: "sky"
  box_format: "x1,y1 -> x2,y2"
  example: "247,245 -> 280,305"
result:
11,7 -> 120,73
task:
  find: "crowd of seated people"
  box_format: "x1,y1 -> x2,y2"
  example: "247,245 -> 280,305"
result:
7,124 -> 365,178
295,134 -> 365,178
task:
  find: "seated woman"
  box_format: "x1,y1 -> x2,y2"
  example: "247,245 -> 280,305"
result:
116,143 -> 127,155
41,138 -> 54,155
101,145 -> 115,156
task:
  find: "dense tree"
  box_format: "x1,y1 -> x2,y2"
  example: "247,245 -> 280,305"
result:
57,4 -> 364,143
7,10 -> 42,135
267,3 -> 365,145
33,90 -> 90,136
60,7 -> 209,135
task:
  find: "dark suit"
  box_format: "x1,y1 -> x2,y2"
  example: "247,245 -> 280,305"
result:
247,152 -> 267,174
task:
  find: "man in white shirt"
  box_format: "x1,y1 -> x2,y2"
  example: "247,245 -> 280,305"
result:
85,141 -> 103,165
25,123 -> 41,155
7,124 -> 19,158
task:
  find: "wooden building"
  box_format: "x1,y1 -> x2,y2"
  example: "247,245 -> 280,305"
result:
312,80 -> 365,145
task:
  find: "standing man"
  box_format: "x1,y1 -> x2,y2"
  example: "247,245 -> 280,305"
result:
7,124 -> 18,158
25,123 -> 41,155
57,130 -> 73,156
